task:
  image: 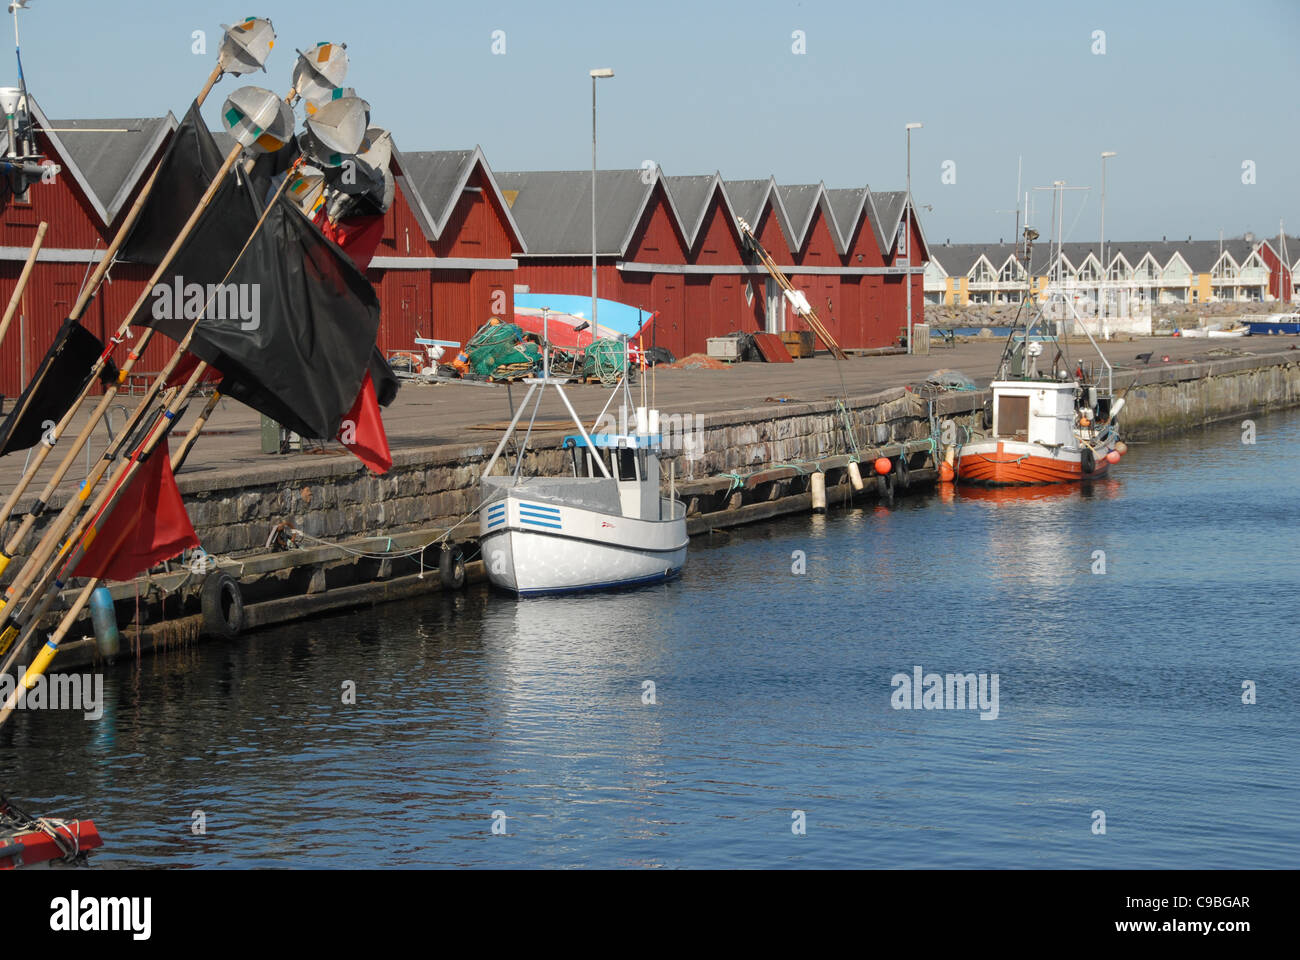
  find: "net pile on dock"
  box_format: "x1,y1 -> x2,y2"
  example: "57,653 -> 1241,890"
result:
582,338 -> 627,384
465,321 -> 538,380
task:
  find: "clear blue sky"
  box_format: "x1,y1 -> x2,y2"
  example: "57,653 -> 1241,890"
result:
13,0 -> 1299,244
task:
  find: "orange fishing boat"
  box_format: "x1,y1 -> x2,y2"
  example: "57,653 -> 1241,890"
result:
955,226 -> 1126,487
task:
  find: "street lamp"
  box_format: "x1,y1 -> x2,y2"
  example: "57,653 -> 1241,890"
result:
590,68 -> 614,337
904,122 -> 922,354
1100,151 -> 1117,279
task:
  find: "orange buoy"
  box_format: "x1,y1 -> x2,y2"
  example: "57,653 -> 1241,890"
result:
938,462 -> 955,482
1106,450 -> 1121,464
874,457 -> 892,475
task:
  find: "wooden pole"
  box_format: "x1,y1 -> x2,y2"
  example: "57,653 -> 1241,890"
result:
170,389 -> 222,473
0,163 -> 298,674
0,221 -> 46,351
0,140 -> 245,619
0,64 -> 232,574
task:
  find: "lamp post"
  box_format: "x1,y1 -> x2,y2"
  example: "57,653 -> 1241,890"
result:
904,122 -> 922,354
1100,150 -> 1116,280
590,68 -> 614,335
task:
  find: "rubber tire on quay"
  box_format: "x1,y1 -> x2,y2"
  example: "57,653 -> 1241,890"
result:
895,454 -> 910,489
982,399 -> 994,430
1080,446 -> 1096,476
201,572 -> 244,640
439,544 -> 466,590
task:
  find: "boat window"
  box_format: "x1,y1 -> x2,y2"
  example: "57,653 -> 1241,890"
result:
617,448 -> 639,481
998,396 -> 1030,437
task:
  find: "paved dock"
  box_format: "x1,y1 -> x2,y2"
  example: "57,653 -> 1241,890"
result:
0,334 -> 1290,503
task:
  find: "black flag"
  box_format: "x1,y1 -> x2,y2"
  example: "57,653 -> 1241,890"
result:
0,319 -> 116,456
124,103 -> 381,440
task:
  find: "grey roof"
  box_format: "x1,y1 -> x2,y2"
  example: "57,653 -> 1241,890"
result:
723,178 -> 772,225
928,236 -> 1283,276
825,187 -> 868,248
6,99 -> 177,224
47,116 -> 174,219
494,169 -> 654,256
664,174 -> 716,245
777,184 -> 822,245
867,190 -> 907,255
398,149 -> 474,226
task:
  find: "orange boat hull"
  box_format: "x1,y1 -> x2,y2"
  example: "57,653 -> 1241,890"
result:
958,442 -> 1110,485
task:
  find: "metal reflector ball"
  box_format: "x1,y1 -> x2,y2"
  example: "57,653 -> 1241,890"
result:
218,17 -> 276,75
222,86 -> 295,153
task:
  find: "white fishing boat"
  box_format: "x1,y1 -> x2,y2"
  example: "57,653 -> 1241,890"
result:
477,329 -> 687,597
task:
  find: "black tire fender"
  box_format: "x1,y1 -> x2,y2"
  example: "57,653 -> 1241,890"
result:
982,399 -> 994,430
439,544 -> 466,590
895,453 -> 910,488
1080,446 -> 1096,476
201,571 -> 244,640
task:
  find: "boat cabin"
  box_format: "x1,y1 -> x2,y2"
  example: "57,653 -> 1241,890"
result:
561,433 -> 663,520
990,381 -> 1080,448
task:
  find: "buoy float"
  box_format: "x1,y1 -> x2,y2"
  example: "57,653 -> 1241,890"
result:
1106,450 -> 1121,464
89,586 -> 120,660
810,471 -> 827,512
874,457 -> 892,475
1115,441 -> 1128,455
938,461 -> 955,482
847,460 -> 864,491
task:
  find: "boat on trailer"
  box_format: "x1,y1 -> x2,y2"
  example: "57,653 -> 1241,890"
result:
477,334 -> 687,596
957,227 -> 1125,486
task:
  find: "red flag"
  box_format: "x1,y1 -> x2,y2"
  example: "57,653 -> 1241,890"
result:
316,213 -> 385,271
338,372 -> 391,474
165,350 -> 223,389
71,439 -> 200,581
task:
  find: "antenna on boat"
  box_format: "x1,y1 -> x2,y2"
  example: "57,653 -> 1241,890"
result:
8,1 -> 32,157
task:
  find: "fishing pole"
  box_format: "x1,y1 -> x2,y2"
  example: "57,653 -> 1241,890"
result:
0,18 -> 277,579
1,82 -> 371,679
0,158 -> 304,686
0,86 -> 293,654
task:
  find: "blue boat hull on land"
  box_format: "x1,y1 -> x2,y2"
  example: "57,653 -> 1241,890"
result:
1246,319 -> 1300,335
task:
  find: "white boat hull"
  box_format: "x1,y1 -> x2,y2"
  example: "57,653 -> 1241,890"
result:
479,488 -> 687,596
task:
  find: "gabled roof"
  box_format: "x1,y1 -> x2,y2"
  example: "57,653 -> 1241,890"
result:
395,145 -> 527,253
864,190 -> 916,258
1208,249 -> 1239,276
723,176 -> 797,252
6,97 -> 177,224
778,183 -> 825,251
723,178 -> 775,226
824,187 -> 869,252
664,173 -> 720,248
967,253 -> 999,279
495,168 -> 657,256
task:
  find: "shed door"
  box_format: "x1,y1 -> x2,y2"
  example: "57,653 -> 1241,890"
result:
765,278 -> 784,334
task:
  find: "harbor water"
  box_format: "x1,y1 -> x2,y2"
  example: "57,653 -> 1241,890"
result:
2,410 -> 1297,868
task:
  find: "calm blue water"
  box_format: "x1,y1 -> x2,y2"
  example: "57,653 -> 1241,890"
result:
3,411 -> 1297,868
